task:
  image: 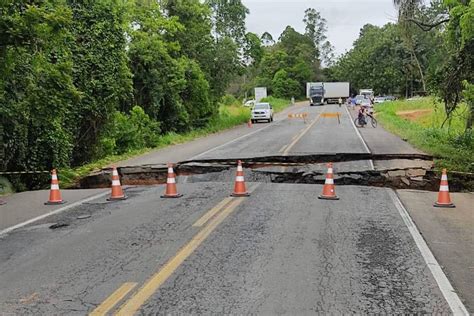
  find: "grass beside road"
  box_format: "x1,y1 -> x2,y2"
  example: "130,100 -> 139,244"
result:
375,97 -> 473,173
59,97 -> 290,188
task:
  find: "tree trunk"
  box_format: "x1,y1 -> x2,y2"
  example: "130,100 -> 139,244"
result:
410,48 -> 426,93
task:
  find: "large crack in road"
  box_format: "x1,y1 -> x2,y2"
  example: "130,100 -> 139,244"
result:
77,153 -> 473,192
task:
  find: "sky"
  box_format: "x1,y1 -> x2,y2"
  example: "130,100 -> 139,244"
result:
242,0 -> 398,56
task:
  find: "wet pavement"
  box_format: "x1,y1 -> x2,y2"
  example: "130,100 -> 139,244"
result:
0,103 -> 469,314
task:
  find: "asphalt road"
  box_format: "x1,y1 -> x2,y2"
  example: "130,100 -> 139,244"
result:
0,103 -> 466,314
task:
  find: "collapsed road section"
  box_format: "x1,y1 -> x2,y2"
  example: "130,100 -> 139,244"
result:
78,153 -> 473,192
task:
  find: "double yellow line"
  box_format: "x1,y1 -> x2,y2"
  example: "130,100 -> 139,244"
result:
90,185 -> 258,316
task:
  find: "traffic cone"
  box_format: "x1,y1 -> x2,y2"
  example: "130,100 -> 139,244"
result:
161,163 -> 182,198
434,169 -> 455,208
318,163 -> 339,200
231,160 -> 250,197
248,119 -> 253,128
107,167 -> 127,201
45,169 -> 66,205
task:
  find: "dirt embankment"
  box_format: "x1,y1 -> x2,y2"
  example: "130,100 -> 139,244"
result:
396,109 -> 432,121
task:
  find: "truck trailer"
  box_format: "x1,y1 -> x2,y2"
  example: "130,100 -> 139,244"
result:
307,82 -> 350,106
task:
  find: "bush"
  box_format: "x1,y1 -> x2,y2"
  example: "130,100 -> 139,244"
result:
221,94 -> 239,106
272,69 -> 300,98
99,106 -> 161,156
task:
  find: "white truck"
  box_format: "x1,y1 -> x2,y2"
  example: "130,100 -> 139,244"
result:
307,82 -> 350,106
254,87 -> 267,102
359,89 -> 374,99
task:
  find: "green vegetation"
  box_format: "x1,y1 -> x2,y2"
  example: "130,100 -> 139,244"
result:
376,98 -> 473,172
58,97 -> 289,187
329,0 -> 473,132
0,0 -> 252,190
261,96 -> 291,112
239,8 -> 334,99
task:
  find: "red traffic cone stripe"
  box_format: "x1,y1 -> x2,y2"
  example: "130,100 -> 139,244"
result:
161,163 -> 182,198
231,160 -> 249,197
434,169 -> 455,208
108,167 -> 127,201
318,163 -> 339,200
45,169 -> 66,205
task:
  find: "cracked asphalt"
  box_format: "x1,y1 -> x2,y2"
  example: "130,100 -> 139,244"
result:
0,103 -> 456,314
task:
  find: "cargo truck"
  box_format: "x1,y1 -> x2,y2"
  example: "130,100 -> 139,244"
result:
307,82 -> 350,106
359,89 -> 374,99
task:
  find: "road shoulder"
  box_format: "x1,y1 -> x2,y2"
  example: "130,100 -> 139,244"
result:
397,189 -> 474,313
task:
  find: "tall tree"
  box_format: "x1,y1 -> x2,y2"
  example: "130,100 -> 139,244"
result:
206,0 -> 249,45
303,8 -> 328,59
0,0 -> 79,179
394,0 -> 474,130
320,41 -> 336,67
244,32 -> 264,66
163,0 -> 213,67
68,0 -> 132,164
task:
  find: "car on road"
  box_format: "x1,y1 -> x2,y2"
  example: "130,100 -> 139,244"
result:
374,96 -> 386,104
251,102 -> 273,123
384,95 -> 396,101
243,99 -> 256,107
354,95 -> 366,105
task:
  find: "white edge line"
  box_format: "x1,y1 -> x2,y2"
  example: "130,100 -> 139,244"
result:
389,190 -> 469,316
344,105 -> 375,170
0,191 -> 109,237
191,104 -> 299,159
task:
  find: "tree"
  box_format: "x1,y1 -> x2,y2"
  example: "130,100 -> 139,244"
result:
0,0 -> 79,181
330,24 -> 412,95
206,0 -> 249,45
272,69 -> 301,98
320,41 -> 336,67
244,32 -> 264,66
68,0 -> 132,164
303,8 -> 328,58
208,37 -> 242,100
163,0 -> 213,69
394,0 -> 474,130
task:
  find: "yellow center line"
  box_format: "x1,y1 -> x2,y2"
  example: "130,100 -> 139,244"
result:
90,282 -> 137,316
283,113 -> 322,156
114,185 -> 259,315
192,197 -> 233,227
278,144 -> 288,153
194,184 -> 259,227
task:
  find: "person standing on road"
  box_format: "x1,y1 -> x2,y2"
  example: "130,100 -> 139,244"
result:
338,97 -> 342,107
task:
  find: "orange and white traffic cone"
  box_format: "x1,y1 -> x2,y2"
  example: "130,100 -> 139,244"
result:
247,119 -> 253,128
161,163 -> 182,198
318,163 -> 339,200
45,169 -> 66,205
434,169 -> 455,208
107,167 -> 127,201
231,160 -> 250,197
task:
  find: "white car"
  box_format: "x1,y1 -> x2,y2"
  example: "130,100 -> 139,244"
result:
243,99 -> 256,107
251,102 -> 273,123
374,97 -> 386,104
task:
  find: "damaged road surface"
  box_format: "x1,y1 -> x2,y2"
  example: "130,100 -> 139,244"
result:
1,104 -> 470,314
